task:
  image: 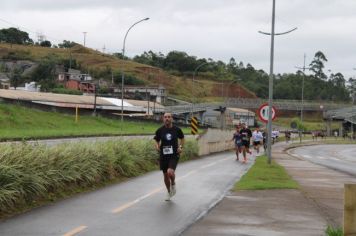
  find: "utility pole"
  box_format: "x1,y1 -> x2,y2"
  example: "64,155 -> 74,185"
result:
83,32 -> 87,47
258,0 -> 297,164
296,54 -> 311,143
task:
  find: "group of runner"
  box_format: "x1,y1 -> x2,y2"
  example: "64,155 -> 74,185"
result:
231,124 -> 265,163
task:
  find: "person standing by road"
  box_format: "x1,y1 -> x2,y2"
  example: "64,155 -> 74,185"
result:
239,123 -> 252,163
231,125 -> 243,161
154,113 -> 185,201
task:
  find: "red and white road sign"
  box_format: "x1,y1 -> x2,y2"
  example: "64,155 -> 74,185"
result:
258,103 -> 277,123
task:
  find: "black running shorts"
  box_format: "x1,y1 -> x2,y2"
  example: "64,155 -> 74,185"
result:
242,140 -> 250,148
160,156 -> 179,173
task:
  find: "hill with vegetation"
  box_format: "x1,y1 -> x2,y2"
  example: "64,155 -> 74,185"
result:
0,26 -> 353,103
0,42 -> 256,103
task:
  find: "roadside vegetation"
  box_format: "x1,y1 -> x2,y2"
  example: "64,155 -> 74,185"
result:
273,117 -> 340,132
233,155 -> 299,190
0,103 -> 192,140
0,138 -> 199,218
325,225 -> 343,236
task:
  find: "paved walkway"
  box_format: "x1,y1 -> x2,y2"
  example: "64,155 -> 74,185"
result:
184,142 -> 356,236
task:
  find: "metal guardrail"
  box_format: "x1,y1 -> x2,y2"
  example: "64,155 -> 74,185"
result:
226,98 -> 351,111
161,98 -> 352,115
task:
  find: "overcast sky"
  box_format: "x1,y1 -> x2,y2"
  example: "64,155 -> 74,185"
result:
1,0 -> 356,79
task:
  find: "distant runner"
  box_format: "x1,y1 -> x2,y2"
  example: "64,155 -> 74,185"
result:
154,113 -> 184,201
239,123 -> 252,163
252,127 -> 263,154
231,125 -> 243,161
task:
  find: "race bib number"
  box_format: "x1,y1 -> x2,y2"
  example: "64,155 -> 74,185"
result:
162,146 -> 173,155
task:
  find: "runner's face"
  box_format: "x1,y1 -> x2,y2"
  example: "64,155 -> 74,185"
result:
163,114 -> 172,126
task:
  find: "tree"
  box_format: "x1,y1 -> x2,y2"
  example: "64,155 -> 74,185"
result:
40,40 -> 52,47
29,56 -> 58,92
330,72 -> 345,87
227,57 -> 237,73
0,27 -> 34,45
309,51 -> 328,80
347,77 -> 356,103
9,67 -> 23,90
58,40 -> 77,48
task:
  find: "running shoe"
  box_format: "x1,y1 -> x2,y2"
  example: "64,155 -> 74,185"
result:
165,191 -> 171,201
170,184 -> 176,197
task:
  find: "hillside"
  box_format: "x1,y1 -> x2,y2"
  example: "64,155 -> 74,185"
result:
0,43 -> 256,102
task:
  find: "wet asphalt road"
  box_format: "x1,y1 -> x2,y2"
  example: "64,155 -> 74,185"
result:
289,144 -> 356,176
0,151 -> 255,236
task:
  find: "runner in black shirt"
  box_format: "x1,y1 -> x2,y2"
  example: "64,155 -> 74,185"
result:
154,112 -> 184,201
239,123 -> 252,163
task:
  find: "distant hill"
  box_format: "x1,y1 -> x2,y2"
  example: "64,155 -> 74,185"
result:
0,43 -> 256,103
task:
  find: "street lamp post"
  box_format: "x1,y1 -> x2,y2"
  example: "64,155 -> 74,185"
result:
352,68 -> 356,140
259,0 -> 297,164
192,62 -> 208,116
120,17 -> 149,124
296,54 -> 311,143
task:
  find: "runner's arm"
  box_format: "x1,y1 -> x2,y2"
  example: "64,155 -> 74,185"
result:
178,138 -> 185,153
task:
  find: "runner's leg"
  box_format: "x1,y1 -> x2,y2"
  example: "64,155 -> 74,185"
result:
235,146 -> 239,160
163,173 -> 170,193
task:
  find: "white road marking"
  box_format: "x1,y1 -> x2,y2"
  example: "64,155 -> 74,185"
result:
62,226 -> 87,236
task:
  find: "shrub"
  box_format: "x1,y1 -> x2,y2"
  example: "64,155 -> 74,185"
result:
51,88 -> 83,95
325,225 -> 343,236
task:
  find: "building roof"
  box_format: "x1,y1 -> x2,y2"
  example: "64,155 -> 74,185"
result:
0,89 -> 164,112
227,107 -> 255,115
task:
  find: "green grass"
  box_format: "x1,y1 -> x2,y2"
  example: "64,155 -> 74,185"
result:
0,103 -> 192,140
273,117 -> 340,131
233,155 -> 299,191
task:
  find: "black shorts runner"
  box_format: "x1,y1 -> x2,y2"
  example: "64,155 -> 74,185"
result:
160,156 -> 179,173
242,140 -> 250,148
253,141 -> 261,146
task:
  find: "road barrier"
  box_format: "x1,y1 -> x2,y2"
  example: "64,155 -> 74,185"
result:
197,128 -> 234,156
191,116 -> 198,135
344,183 -> 356,235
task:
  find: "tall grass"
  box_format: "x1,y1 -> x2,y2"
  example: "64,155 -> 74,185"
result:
0,139 -> 198,215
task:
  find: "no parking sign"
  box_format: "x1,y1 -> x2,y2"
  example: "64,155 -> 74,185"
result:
258,103 -> 277,123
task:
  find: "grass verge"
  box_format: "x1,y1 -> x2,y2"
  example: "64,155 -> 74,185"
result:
233,155 -> 299,191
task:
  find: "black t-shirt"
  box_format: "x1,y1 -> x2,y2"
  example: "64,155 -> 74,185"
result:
154,125 -> 184,158
240,128 -> 252,141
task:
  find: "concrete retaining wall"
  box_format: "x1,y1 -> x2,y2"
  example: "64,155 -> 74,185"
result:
197,128 -> 234,156
344,184 -> 356,235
